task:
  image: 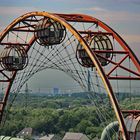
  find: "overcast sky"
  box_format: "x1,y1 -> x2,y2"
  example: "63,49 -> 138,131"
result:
0,0 -> 140,92
0,0 -> 140,56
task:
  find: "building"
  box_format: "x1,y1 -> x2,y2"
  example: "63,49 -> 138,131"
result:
39,134 -> 61,140
62,132 -> 89,140
53,88 -> 59,95
16,128 -> 33,139
0,136 -> 23,140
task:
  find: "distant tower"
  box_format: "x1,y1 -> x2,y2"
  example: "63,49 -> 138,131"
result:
87,70 -> 91,92
38,87 -> 40,94
24,83 -> 31,108
53,87 -> 59,95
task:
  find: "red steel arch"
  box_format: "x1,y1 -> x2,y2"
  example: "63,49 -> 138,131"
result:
0,11 -> 140,139
55,13 -> 140,72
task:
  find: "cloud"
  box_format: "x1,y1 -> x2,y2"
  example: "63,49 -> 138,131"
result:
121,34 -> 140,44
116,0 -> 140,5
0,6 -> 38,16
119,34 -> 140,59
0,26 -> 6,32
129,42 -> 140,60
79,7 -> 108,12
99,11 -> 140,23
77,6 -> 140,23
0,6 -> 39,31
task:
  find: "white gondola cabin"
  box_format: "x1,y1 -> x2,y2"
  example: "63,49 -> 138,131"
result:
77,34 -> 113,67
35,18 -> 66,46
119,114 -> 140,140
0,44 -> 28,71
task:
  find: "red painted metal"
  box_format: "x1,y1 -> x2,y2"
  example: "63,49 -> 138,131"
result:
0,80 -> 11,82
54,13 -> 98,23
122,110 -> 140,116
56,13 -> 140,81
12,29 -> 35,32
0,37 -> 35,121
0,72 -> 17,121
12,24 -> 36,31
94,53 -> 140,79
107,54 -> 129,77
0,42 -> 29,46
108,76 -> 140,80
56,13 -> 140,73
78,31 -> 113,36
0,12 -> 139,140
94,50 -> 128,54
0,71 -> 10,80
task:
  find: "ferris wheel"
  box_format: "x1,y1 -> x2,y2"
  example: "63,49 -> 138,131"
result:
0,11 -> 140,140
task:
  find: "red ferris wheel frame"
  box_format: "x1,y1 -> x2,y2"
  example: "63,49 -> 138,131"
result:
0,11 -> 140,140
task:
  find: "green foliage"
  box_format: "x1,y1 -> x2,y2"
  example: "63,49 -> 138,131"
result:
0,106 -> 104,138
1,95 -> 140,139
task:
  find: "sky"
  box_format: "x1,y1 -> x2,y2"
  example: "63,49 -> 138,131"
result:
0,0 -> 140,56
0,0 -> 140,92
